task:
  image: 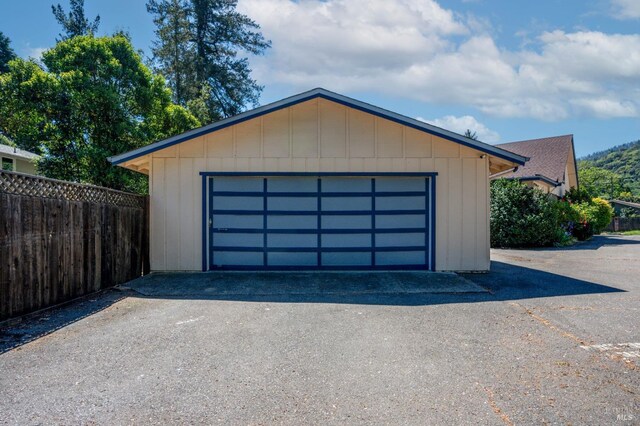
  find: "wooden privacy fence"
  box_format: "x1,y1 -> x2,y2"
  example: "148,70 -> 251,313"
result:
0,170 -> 149,321
606,217 -> 640,232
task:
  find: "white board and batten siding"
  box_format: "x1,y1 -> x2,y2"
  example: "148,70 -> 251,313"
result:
145,98 -> 490,271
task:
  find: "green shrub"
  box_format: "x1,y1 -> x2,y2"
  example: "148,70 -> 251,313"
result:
581,198 -> 614,234
555,197 -> 614,240
490,179 -> 561,248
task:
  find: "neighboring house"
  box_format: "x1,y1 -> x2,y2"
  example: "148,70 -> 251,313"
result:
0,143 -> 40,175
110,88 -> 526,272
609,199 -> 640,217
492,135 -> 578,197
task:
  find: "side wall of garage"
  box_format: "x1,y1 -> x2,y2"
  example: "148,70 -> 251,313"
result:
142,98 -> 490,272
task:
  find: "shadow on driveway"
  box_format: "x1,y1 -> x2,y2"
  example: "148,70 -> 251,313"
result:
1,258 -> 626,354
501,234 -> 640,252
125,262 -> 623,307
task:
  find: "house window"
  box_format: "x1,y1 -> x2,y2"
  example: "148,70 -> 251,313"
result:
2,157 -> 14,171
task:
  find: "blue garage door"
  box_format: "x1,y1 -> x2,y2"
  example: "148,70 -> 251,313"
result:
208,176 -> 434,270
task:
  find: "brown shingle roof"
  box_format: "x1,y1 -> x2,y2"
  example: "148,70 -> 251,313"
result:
496,135 -> 574,183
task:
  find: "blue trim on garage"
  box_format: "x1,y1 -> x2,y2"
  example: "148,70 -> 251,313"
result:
262,178 -> 268,267
211,227 -> 428,235
209,264 -> 431,271
211,209 -> 428,216
430,176 -> 437,271
201,174 -> 207,271
202,174 -> 437,271
201,172 -> 438,177
211,246 -> 427,253
208,177 -> 215,269
210,190 -> 428,197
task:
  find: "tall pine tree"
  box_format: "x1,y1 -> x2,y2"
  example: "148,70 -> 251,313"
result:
0,31 -> 17,73
147,0 -> 270,123
147,0 -> 195,107
52,0 -> 100,40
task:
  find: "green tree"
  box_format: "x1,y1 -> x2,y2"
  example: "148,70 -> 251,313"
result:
577,163 -> 629,199
0,59 -> 59,154
0,31 -> 17,73
147,0 -> 270,123
147,0 -> 195,106
0,35 -> 199,192
52,0 -> 100,40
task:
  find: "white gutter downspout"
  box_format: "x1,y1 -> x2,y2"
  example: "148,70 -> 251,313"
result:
489,166 -> 518,179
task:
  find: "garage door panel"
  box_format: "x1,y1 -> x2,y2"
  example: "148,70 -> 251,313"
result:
376,232 -> 425,247
322,178 -> 371,192
268,196 -> 317,211
268,177 -> 316,192
212,251 -> 263,266
268,215 -> 316,229
268,233 -> 317,248
213,214 -> 262,229
212,196 -> 263,210
322,233 -> 371,248
322,215 -> 371,229
375,196 -> 425,211
322,252 -> 371,266
376,251 -> 425,265
212,177 -> 263,192
376,177 -> 425,192
213,232 -> 263,247
268,252 -> 317,266
322,197 -> 370,211
376,214 -> 425,229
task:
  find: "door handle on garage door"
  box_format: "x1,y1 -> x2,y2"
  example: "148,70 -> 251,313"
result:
213,228 -> 229,232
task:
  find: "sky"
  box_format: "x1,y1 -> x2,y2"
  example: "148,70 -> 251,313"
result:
1,0 -> 640,157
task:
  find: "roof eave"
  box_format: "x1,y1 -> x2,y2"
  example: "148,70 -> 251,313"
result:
515,174 -> 562,187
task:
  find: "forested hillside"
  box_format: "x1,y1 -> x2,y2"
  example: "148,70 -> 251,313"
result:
579,140 -> 640,195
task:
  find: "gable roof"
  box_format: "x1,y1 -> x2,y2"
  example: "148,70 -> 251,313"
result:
109,88 -> 527,166
496,135 -> 575,183
0,143 -> 40,161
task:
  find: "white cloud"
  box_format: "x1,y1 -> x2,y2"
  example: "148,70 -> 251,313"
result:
419,115 -> 500,142
239,0 -> 640,121
21,45 -> 48,60
611,0 -> 640,19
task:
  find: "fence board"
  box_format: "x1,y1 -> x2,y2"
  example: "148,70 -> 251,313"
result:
0,170 -> 148,321
605,217 -> 640,232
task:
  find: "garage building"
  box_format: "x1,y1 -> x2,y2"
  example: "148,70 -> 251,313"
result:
110,88 -> 526,272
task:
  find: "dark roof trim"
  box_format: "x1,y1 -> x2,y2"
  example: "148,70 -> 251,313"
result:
109,88 -> 528,166
507,174 -> 561,187
570,135 -> 579,189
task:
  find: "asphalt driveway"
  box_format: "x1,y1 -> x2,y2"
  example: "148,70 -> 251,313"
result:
1,235 -> 639,425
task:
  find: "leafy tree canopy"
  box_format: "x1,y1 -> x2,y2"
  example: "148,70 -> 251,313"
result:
579,140 -> 640,196
0,34 -> 199,192
52,0 -> 100,40
0,31 -> 17,73
147,0 -> 270,123
577,163 -> 629,200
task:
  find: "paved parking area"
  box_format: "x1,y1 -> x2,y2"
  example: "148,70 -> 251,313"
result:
1,235 -> 639,425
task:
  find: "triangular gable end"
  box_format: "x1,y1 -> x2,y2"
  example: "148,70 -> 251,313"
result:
110,88 -> 527,173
